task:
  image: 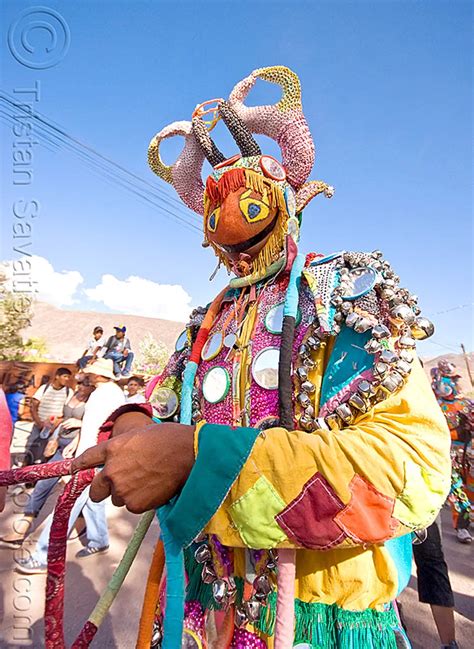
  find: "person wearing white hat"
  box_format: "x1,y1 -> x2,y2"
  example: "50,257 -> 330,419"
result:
16,359 -> 125,574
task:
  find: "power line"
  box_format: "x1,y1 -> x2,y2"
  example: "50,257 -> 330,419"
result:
0,92 -> 202,235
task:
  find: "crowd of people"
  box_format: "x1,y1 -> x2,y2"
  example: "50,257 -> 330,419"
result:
0,323 -> 147,572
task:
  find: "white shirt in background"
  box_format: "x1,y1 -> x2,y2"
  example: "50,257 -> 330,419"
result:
75,380 -> 125,456
85,335 -> 106,357
125,393 -> 146,404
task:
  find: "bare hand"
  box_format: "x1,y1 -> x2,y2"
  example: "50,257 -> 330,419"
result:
62,440 -> 78,459
71,420 -> 195,513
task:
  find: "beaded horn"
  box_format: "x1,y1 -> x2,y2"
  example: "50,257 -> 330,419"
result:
148,65 -> 333,215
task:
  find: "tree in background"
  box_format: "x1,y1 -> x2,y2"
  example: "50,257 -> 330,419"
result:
22,337 -> 51,362
135,333 -> 169,377
0,272 -> 32,361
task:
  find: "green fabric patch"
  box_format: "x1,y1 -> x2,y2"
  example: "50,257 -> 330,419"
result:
229,476 -> 287,548
165,423 -> 260,547
394,461 -> 448,529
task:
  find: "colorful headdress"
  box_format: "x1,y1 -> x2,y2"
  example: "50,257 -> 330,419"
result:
148,66 -> 333,216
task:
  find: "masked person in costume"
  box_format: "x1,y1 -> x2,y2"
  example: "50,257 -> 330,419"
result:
431,361 -> 473,544
70,66 -> 452,649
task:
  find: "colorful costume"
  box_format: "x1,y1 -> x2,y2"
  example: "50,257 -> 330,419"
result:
431,361 -> 473,531
0,66 -> 453,649
143,66 -> 451,649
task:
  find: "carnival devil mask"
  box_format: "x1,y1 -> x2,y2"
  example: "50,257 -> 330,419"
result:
148,66 -> 333,277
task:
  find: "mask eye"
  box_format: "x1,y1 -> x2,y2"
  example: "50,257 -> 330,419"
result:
239,190 -> 270,224
207,207 -> 220,232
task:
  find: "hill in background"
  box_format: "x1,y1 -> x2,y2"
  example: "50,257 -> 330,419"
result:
26,302 -> 184,363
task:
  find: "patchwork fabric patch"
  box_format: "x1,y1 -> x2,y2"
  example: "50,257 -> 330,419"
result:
276,473 -> 346,549
334,474 -> 398,544
393,462 -> 449,529
229,476 -> 288,548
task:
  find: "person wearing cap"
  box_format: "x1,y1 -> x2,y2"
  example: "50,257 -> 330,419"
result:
15,359 -> 125,574
102,325 -> 134,379
77,326 -> 106,370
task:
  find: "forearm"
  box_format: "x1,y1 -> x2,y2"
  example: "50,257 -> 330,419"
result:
30,401 -> 42,426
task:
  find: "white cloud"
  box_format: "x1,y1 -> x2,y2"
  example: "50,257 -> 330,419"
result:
2,256 -> 192,321
3,255 -> 84,307
85,274 -> 192,321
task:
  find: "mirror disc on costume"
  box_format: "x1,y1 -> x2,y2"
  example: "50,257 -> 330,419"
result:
293,644 -> 312,649
202,366 -> 230,404
182,629 -> 203,649
259,155 -> 286,181
252,347 -> 280,390
265,302 -> 301,334
150,386 -> 179,419
175,330 -> 188,352
341,266 -> 377,300
285,187 -> 296,217
201,332 -> 223,361
224,332 -> 237,348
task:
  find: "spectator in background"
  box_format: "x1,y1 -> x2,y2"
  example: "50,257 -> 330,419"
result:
0,381 -> 95,548
77,326 -> 106,369
5,381 -> 27,428
125,376 -> 146,404
16,359 -> 125,574
102,325 -> 134,379
24,368 -> 73,465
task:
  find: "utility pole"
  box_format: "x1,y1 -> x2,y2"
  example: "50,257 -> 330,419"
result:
460,343 -> 474,388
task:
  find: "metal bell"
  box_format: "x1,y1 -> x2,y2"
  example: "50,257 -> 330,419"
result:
235,607 -> 248,628
358,380 -> 375,399
297,366 -> 308,381
381,288 -> 395,300
299,344 -> 309,358
341,301 -> 353,314
331,295 -> 344,307
364,338 -> 382,354
335,403 -> 353,424
345,312 -> 360,328
298,393 -> 311,408
302,357 -> 316,370
371,250 -> 383,259
411,316 -> 434,340
374,361 -> 389,378
254,574 -> 272,598
398,335 -> 416,349
381,371 -> 404,393
354,318 -> 373,333
314,417 -> 330,430
334,312 -> 344,324
244,600 -> 262,622
382,279 -> 396,289
390,304 -> 415,326
304,404 -> 315,418
300,414 -> 317,432
151,621 -> 163,647
372,324 -> 391,340
395,359 -> 412,377
380,349 -> 398,364
349,393 -> 367,411
212,578 -> 228,604
194,544 -> 211,564
201,563 -> 217,584
307,336 -> 321,350
301,380 -> 316,394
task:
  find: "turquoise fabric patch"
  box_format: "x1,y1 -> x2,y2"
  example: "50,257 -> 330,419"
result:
320,326 -> 373,406
385,534 -> 413,596
165,423 -> 260,547
283,253 -> 305,318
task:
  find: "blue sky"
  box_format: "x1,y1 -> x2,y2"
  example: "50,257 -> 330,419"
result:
0,0 -> 472,355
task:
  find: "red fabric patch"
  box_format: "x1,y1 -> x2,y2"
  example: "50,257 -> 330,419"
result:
276,473 -> 346,549
334,474 -> 398,544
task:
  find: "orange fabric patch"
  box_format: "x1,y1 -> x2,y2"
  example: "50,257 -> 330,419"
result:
334,474 -> 399,544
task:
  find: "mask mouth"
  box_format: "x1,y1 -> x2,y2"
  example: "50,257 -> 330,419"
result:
215,216 -> 277,254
